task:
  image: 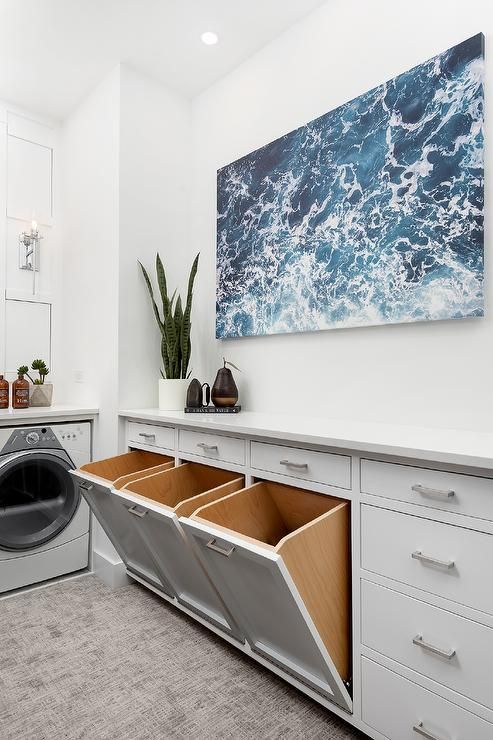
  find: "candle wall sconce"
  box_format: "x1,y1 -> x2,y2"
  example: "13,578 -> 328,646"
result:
19,220 -> 42,271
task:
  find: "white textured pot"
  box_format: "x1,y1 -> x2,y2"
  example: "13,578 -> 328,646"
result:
29,383 -> 53,407
158,378 -> 188,411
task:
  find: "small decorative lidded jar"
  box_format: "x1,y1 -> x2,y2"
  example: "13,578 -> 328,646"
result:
211,359 -> 239,408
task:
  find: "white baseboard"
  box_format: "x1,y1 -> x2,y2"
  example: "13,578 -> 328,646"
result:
92,549 -> 130,589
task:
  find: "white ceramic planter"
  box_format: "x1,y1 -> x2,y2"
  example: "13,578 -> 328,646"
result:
29,383 -> 53,407
158,378 -> 188,411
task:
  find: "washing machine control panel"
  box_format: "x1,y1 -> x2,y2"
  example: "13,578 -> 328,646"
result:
0,422 -> 91,458
1,427 -> 63,453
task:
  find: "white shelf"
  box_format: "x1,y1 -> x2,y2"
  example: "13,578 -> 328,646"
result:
0,404 -> 98,426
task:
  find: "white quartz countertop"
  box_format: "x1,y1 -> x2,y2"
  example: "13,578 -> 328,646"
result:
119,408 -> 493,470
0,404 -> 99,426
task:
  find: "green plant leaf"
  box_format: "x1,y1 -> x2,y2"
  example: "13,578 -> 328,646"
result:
139,261 -> 164,333
181,253 -> 199,378
161,334 -> 171,378
31,359 -> 47,370
156,253 -> 170,314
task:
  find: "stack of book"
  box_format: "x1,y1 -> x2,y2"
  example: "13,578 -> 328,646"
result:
184,405 -> 241,414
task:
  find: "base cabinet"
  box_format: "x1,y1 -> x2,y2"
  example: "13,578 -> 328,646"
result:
362,657 -> 493,740
81,415 -> 493,739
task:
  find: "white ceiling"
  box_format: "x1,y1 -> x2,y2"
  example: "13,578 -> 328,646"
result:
0,0 -> 326,120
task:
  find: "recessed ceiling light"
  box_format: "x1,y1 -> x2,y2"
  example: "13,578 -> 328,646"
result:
201,31 -> 219,46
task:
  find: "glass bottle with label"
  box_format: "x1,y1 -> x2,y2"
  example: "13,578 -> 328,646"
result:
12,373 -> 29,409
0,375 -> 9,409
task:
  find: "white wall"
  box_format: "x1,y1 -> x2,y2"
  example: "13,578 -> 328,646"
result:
190,0 -> 492,432
60,67 -> 120,456
60,67 -> 120,559
118,66 -> 192,412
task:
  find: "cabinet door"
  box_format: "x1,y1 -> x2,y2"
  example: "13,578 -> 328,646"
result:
113,489 -> 243,641
74,475 -> 175,597
181,518 -> 352,712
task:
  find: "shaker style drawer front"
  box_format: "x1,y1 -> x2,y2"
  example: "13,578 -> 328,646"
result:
127,421 -> 175,450
179,429 -> 245,466
361,505 -> 493,615
116,463 -> 245,640
251,441 -> 351,489
361,459 -> 493,520
75,475 -> 176,597
182,480 -> 352,712
362,657 -> 493,740
362,580 -> 493,709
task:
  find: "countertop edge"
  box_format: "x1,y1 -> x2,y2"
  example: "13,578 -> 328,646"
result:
0,406 -> 99,426
119,409 -> 493,471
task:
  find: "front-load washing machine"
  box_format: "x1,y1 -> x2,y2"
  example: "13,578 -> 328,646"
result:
0,421 -> 91,594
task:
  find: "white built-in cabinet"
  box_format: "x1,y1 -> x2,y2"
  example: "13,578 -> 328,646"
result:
73,413 -> 493,740
0,103 -> 57,376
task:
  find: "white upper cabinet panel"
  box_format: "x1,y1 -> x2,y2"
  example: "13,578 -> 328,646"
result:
5,299 -> 51,373
7,113 -> 55,149
7,136 -> 52,224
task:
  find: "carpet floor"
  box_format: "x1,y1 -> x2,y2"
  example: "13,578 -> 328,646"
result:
0,575 -> 364,739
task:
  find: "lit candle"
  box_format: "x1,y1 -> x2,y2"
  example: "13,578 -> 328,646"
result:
31,219 -> 38,233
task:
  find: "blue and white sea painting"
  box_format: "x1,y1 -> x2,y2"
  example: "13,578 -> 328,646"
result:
216,34 -> 484,339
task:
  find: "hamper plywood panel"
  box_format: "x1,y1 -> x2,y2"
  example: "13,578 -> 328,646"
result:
181,481 -> 352,711
116,463 -> 245,639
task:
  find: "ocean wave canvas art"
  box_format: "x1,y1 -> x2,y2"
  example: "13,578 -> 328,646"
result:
216,34 -> 484,339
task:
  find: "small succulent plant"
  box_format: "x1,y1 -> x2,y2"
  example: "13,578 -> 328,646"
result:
18,359 -> 50,384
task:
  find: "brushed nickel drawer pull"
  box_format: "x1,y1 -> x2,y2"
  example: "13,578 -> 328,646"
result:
413,721 -> 446,739
197,442 -> 218,452
79,482 -> 94,492
127,505 -> 147,518
280,459 -> 308,470
139,432 -> 156,440
412,634 -> 456,660
206,538 -> 235,557
412,550 -> 455,569
412,484 -> 455,500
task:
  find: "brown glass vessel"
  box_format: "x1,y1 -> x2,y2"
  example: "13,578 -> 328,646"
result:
12,373 -> 29,409
0,375 -> 9,409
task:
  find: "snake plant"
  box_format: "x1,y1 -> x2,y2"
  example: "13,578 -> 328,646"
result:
139,253 -> 199,379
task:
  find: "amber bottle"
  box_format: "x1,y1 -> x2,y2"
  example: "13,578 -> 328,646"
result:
12,373 -> 29,409
0,375 -> 9,409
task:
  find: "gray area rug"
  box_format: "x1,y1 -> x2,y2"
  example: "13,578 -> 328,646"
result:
0,575 -> 364,739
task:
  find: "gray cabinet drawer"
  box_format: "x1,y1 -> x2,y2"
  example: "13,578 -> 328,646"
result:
362,657 -> 493,740
361,505 -> 493,615
179,429 -> 245,466
361,459 -> 493,520
127,421 -> 175,450
362,580 -> 493,710
251,441 -> 351,489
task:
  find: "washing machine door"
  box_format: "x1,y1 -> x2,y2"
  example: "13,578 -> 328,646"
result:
0,451 -> 79,551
